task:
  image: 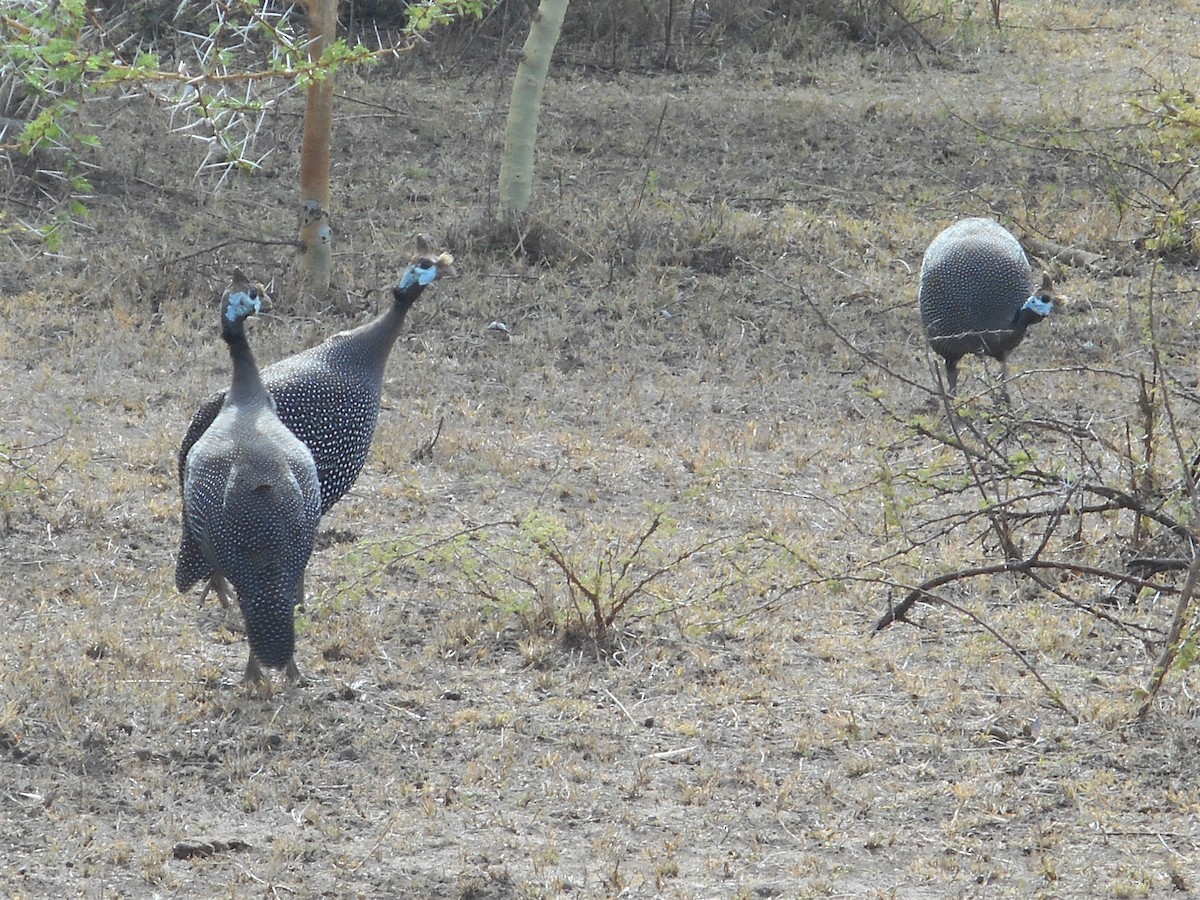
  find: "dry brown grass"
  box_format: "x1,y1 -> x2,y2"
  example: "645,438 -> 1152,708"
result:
3,1 -> 1200,897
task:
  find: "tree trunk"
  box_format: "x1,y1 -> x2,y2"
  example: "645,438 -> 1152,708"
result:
497,0 -> 569,215
297,0 -> 337,296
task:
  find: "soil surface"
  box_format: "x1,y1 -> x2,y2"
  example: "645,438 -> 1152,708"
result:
3,3 -> 1200,897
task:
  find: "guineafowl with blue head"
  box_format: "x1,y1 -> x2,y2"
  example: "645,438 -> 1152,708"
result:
176,249 -> 454,609
177,270 -> 321,687
919,217 -> 1056,393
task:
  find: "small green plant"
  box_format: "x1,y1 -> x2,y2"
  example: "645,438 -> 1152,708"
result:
1123,83 -> 1200,260
443,506 -> 742,648
0,439 -> 56,533
520,508 -> 704,639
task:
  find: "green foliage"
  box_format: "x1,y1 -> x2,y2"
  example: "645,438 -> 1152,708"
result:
0,0 -> 493,240
439,507 -> 742,649
405,0 -> 493,33
1,0 -> 114,237
1125,85 -> 1200,259
1176,624 -> 1200,673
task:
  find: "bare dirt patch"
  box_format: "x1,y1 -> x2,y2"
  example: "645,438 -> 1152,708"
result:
2,3 -> 1200,897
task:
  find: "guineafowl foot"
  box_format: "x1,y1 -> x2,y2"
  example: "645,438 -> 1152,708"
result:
922,392 -> 949,414
199,573 -> 244,632
218,606 -> 246,634
243,654 -> 273,695
241,656 -> 306,693
284,659 -> 308,687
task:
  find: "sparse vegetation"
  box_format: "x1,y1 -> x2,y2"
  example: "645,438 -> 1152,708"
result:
442,506 -> 756,648
0,0 -> 488,250
1124,80 -> 1200,259
3,1 -> 1200,897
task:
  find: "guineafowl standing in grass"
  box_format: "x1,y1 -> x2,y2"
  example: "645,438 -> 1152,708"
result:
176,250 -> 454,609
919,217 -> 1056,393
177,271 -> 321,687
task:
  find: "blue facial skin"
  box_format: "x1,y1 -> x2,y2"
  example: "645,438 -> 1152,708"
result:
1022,294 -> 1054,317
225,290 -> 262,322
399,261 -> 439,290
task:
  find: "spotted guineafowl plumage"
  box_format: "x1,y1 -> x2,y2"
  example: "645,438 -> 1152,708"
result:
918,217 -> 1056,393
176,271 -> 321,686
176,252 -> 453,609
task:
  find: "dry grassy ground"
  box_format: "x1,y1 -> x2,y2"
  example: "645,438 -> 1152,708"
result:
3,2 -> 1200,897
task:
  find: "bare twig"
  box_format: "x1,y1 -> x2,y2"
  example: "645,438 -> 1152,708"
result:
160,237 -> 306,267
937,595 -> 1078,723
410,416 -> 444,462
873,557 -> 1180,633
1138,550 -> 1200,720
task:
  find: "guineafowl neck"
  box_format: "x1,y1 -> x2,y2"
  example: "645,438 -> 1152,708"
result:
349,288 -> 426,364
386,286 -> 425,336
225,333 -> 269,405
1012,306 -> 1047,333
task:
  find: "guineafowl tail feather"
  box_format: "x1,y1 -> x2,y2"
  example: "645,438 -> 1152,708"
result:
240,590 -> 298,670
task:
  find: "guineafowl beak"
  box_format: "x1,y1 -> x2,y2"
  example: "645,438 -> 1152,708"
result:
400,252 -> 455,289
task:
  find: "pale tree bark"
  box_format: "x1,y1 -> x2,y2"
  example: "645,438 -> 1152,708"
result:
497,0 -> 569,215
297,0 -> 337,297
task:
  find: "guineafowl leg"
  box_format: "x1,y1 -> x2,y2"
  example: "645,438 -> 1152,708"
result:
198,573 -> 234,609
283,574 -> 309,686
203,574 -> 245,632
945,359 -> 960,395
997,359 -> 1013,403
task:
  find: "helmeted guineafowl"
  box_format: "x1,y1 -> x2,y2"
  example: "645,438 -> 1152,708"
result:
918,217 -> 1056,393
176,251 -> 454,609
176,271 -> 321,686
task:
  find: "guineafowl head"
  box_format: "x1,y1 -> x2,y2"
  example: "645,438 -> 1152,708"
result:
999,272 -> 1058,374
1014,272 -> 1056,329
393,252 -> 455,304
221,269 -> 266,338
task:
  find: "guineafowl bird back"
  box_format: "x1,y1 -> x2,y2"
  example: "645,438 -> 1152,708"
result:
919,217 -> 1054,392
